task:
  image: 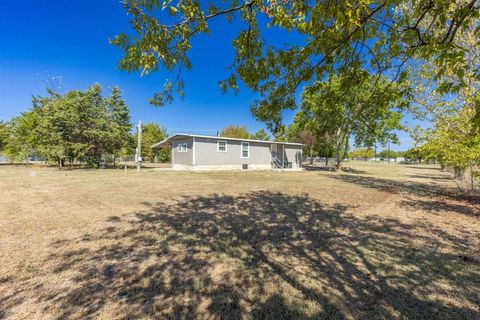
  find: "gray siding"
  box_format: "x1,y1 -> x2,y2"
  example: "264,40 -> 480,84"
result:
274,144 -> 301,168
194,137 -> 271,165
285,145 -> 302,168
168,135 -> 302,169
172,137 -> 193,165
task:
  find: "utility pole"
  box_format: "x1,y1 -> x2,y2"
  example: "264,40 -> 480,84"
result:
387,138 -> 391,164
135,120 -> 142,172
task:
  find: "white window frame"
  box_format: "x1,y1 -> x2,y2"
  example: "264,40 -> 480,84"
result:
217,140 -> 227,152
177,142 -> 187,152
241,142 -> 249,159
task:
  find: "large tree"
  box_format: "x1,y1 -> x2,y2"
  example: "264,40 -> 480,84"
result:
220,124 -> 250,138
406,19 -> 480,188
250,128 -> 270,141
297,71 -> 404,169
298,130 -> 316,163
5,111 -> 39,161
111,0 -> 479,132
421,105 -> 480,190
286,115 -> 336,165
0,121 -> 8,152
106,87 -> 132,164
141,122 -> 170,162
33,91 -> 85,166
7,84 -> 132,167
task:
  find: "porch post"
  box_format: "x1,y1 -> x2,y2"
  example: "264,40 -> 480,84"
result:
192,137 -> 196,165
270,143 -> 272,167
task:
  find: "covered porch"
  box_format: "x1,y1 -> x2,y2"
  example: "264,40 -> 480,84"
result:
270,143 -> 303,169
270,143 -> 288,168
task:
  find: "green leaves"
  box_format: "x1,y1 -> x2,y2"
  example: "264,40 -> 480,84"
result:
112,0 -> 480,142
168,5 -> 178,15
294,70 -> 404,165
348,148 -> 375,159
250,128 -> 271,141
141,122 -> 169,162
220,124 -> 250,139
425,105 -> 480,171
0,121 -> 8,152
161,0 -> 172,11
6,85 -> 132,167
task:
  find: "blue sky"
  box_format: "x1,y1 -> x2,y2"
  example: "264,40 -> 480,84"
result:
0,0 -> 414,150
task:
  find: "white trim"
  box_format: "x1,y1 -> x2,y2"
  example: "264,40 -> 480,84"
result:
176,142 -> 187,152
241,141 -> 249,159
217,140 -> 227,152
152,133 -> 303,149
192,136 -> 196,165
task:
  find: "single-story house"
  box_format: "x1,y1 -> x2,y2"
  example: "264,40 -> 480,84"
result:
152,133 -> 303,170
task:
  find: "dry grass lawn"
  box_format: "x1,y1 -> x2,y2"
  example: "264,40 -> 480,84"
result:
0,163 -> 479,319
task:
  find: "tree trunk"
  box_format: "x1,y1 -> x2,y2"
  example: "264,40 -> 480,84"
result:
470,165 -> 474,191
335,151 -> 343,170
335,137 -> 342,170
335,133 -> 349,171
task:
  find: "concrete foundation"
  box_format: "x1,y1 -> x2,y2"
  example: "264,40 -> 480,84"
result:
172,164 -> 289,171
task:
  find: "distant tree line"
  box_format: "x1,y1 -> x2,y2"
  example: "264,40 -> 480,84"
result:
348,149 -> 375,160
220,125 -> 271,141
0,84 -> 170,167
347,149 -> 406,160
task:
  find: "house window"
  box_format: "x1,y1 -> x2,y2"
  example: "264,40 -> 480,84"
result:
217,140 -> 227,152
177,142 -> 187,152
241,142 -> 249,158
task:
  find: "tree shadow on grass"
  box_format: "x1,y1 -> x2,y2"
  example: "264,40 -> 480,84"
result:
407,174 -> 452,181
340,167 -> 368,174
303,165 -> 337,172
328,173 -> 480,208
9,192 -> 479,319
400,197 -> 480,218
328,173 -> 449,197
406,166 -> 442,171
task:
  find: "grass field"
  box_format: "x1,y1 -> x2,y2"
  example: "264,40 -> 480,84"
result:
0,163 -> 479,319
